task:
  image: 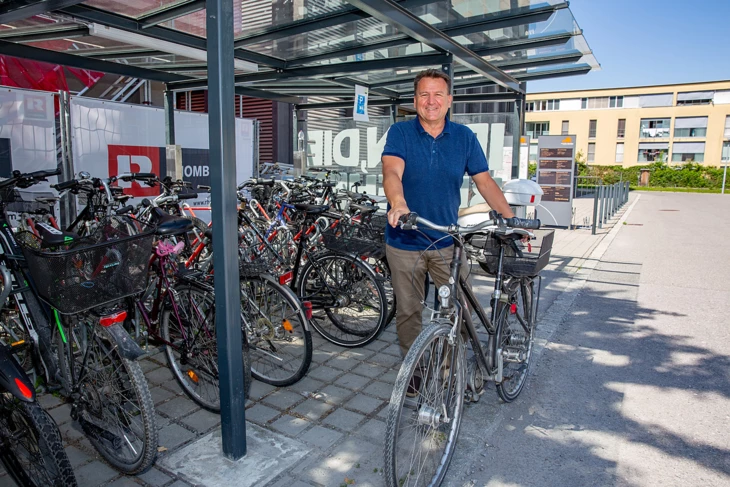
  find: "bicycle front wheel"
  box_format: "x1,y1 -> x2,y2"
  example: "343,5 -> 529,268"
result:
0,397 -> 77,486
384,323 -> 466,487
241,275 -> 312,387
495,278 -> 537,402
56,318 -> 157,474
297,251 -> 387,347
161,283 -> 252,412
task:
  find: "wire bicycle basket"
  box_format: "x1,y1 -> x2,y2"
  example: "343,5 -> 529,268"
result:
16,216 -> 155,314
471,229 -> 554,278
320,220 -> 381,256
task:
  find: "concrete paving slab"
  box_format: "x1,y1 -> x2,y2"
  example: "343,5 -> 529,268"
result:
159,423 -> 310,487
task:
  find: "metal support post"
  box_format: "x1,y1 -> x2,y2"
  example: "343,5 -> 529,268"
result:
164,90 -> 175,145
207,0 -> 246,460
591,184 -> 599,235
598,185 -> 604,228
603,184 -> 609,222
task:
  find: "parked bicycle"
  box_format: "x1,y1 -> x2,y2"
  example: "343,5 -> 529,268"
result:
0,263 -> 77,486
383,211 -> 551,487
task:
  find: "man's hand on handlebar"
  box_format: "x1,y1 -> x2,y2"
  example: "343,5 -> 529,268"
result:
387,203 -> 410,228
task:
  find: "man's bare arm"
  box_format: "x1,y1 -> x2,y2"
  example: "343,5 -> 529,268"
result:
382,155 -> 409,227
472,171 -> 515,218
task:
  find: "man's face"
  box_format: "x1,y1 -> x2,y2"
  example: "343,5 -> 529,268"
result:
414,77 -> 452,124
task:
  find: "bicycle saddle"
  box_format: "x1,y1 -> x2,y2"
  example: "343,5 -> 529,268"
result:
35,222 -> 80,248
350,204 -> 378,215
294,204 -> 329,215
150,208 -> 194,236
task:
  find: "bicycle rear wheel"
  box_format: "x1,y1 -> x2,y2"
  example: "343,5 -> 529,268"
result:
0,397 -> 77,486
297,252 -> 386,347
241,275 -> 312,387
495,278 -> 536,402
161,283 -> 252,412
56,317 -> 157,474
384,323 -> 465,487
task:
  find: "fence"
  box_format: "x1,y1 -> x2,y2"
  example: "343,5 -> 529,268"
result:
590,181 -> 630,235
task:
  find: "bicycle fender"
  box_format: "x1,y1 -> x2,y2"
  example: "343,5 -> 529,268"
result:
0,347 -> 36,402
103,324 -> 145,361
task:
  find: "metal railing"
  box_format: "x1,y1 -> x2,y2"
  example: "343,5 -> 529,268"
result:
591,181 -> 630,235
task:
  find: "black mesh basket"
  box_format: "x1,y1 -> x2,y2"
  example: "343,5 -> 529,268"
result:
357,213 -> 387,245
474,229 -> 554,278
321,221 -> 380,256
238,241 -> 278,277
16,216 -> 155,314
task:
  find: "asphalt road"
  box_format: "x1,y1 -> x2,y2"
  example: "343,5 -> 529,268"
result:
443,192 -> 730,487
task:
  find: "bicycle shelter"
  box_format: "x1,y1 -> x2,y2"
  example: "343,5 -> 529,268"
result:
0,0 -> 598,459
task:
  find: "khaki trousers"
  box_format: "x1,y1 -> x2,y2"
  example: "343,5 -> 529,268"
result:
386,244 -> 468,356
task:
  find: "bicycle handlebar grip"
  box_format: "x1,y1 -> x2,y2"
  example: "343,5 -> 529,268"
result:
52,179 -> 78,191
32,168 -> 62,179
115,205 -> 135,215
177,192 -> 198,200
133,173 -> 156,180
505,217 -> 541,230
399,212 -> 418,230
197,185 -> 211,192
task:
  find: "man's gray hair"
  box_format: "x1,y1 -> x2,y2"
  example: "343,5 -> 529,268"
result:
413,69 -> 452,94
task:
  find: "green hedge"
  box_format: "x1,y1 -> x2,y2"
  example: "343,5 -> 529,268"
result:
582,162 -> 726,189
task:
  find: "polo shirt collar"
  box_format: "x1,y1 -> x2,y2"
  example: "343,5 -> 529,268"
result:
415,116 -> 452,136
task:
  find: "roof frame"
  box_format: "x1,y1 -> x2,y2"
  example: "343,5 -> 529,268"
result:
0,23 -> 88,42
344,0 -> 522,93
0,0 -> 86,24
233,0 -> 436,48
59,5 -> 286,68
285,2 -> 567,67
138,0 -> 206,29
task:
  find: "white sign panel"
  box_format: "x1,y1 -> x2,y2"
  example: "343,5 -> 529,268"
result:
70,98 -> 254,207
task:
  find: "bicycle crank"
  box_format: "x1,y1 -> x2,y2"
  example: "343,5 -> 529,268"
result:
465,356 -> 485,403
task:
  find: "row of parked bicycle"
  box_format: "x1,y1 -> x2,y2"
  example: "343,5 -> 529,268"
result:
0,166 -> 401,485
0,165 -> 553,486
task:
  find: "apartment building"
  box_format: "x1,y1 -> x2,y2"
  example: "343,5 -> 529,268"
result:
524,80 -> 730,167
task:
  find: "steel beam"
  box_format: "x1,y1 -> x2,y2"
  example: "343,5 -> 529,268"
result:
0,0 -> 86,24
60,5 -> 285,68
139,0 -> 206,28
207,0 -> 246,460
345,0 -> 522,93
233,0 -> 435,48
234,86 -> 302,104
0,24 -> 88,43
80,48 -> 168,59
169,52 -> 450,90
0,40 -> 191,82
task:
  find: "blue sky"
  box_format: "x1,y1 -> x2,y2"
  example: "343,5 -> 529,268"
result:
526,0 -> 730,93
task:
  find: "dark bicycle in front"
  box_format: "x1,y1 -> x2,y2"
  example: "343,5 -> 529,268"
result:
383,211 -> 551,487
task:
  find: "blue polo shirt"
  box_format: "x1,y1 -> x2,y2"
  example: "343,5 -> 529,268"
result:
383,117 -> 489,251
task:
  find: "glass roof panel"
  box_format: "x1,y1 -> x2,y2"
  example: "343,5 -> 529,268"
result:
83,0 -> 184,19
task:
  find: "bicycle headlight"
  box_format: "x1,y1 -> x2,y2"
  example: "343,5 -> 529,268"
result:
438,285 -> 451,308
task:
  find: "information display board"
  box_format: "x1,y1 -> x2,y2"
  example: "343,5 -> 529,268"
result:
536,135 -> 576,227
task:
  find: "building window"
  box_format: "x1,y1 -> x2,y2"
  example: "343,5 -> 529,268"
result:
609,96 -> 624,108
589,120 -> 597,138
616,143 -> 624,163
671,142 -> 705,162
581,97 -> 610,109
674,117 -> 708,138
640,118 -> 671,138
638,143 -> 669,162
617,119 -> 626,138
676,91 -> 713,105
722,141 -> 730,162
526,99 -> 560,112
724,116 -> 730,138
562,120 -> 569,135
526,122 -> 550,139
587,143 -> 596,162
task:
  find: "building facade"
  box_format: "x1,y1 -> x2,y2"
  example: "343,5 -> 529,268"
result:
525,80 -> 730,167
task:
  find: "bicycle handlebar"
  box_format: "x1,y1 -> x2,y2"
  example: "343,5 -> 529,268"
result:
398,212 -> 538,238
0,168 -> 62,191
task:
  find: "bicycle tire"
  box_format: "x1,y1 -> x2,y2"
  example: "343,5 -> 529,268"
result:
241,275 -> 312,386
0,396 -> 77,487
161,283 -> 252,412
494,278 -> 536,403
55,317 -> 158,474
384,323 -> 465,487
297,251 -> 386,347
367,255 -> 396,326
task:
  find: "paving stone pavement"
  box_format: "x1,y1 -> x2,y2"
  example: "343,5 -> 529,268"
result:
0,193 -> 636,487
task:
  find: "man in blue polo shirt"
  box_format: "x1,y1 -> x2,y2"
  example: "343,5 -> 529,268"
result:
383,68 -> 515,355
